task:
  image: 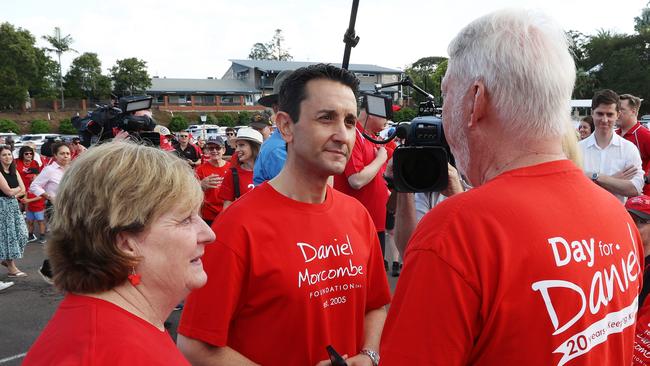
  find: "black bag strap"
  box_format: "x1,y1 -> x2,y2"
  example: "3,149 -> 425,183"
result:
232,167 -> 240,199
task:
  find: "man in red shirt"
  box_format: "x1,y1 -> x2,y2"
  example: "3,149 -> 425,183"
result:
380,9 -> 643,365
617,94 -> 650,194
334,109 -> 389,266
178,64 -> 390,366
195,136 -> 231,227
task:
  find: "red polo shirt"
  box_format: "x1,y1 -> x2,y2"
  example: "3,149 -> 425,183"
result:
617,122 -> 650,194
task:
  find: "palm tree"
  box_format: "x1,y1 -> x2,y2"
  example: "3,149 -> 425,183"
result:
42,27 -> 77,109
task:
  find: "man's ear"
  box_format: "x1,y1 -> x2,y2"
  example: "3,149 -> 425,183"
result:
275,111 -> 295,144
469,80 -> 487,128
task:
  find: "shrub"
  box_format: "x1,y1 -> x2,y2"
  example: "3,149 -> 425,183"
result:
218,113 -> 236,127
58,118 -> 77,134
0,119 -> 20,133
169,115 -> 189,132
237,111 -> 251,124
30,119 -> 51,134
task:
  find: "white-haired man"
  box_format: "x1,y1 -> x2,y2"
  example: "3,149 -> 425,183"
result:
380,9 -> 643,365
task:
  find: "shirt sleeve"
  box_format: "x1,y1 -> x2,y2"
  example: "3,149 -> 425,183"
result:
380,248 -> 481,365
344,129 -> 367,178
626,142 -> 645,194
218,169 -> 235,202
178,239 -> 248,346
364,215 -> 391,311
29,166 -> 49,197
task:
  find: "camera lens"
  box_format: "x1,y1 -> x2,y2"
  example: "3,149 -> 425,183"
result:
393,147 -> 449,192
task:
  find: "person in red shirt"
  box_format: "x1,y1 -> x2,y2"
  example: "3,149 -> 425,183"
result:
616,94 -> 650,194
15,146 -> 45,243
23,141 -> 215,365
195,136 -> 231,227
333,109 -> 390,266
178,64 -> 390,366
218,128 -> 262,210
380,9 -> 643,365
625,196 -> 650,365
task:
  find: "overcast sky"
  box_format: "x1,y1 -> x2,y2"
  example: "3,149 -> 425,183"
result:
2,0 -> 648,78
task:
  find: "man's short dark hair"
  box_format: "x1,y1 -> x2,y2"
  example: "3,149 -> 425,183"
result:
592,89 -> 620,111
225,127 -> 235,133
278,64 -> 360,123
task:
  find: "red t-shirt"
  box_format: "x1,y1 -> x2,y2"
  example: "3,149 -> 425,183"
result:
195,160 -> 231,220
380,160 -> 643,365
333,124 -> 389,232
217,166 -> 254,202
179,183 -> 390,365
16,159 -> 45,212
24,294 -> 190,366
634,298 -> 650,365
617,123 -> 650,195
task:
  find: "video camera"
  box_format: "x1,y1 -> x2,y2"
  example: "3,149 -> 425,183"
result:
72,95 -> 158,147
362,79 -> 453,193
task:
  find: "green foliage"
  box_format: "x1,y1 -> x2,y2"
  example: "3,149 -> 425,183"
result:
0,22 -> 40,109
0,119 -> 20,133
237,111 -> 251,124
58,118 -> 77,134
64,52 -> 111,100
404,56 -> 447,106
30,48 -> 59,99
30,119 -> 51,133
204,114 -> 217,124
110,58 -> 151,96
635,3 -> 650,35
392,107 -> 418,122
248,29 -> 293,61
169,115 -> 188,132
217,113 -> 236,127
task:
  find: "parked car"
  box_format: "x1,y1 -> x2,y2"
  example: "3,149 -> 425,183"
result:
186,124 -> 222,141
0,132 -> 18,143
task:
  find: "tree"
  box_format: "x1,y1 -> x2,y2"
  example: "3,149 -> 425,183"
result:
248,43 -> 273,60
0,23 -> 39,109
30,48 -> 59,99
42,27 -> 77,108
110,58 -> 151,96
404,56 -> 447,105
247,29 -> 293,61
64,53 -> 111,100
635,2 -> 650,35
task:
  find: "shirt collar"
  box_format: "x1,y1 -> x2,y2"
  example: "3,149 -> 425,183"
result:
584,132 -> 621,149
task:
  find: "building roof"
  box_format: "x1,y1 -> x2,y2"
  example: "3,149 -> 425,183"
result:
147,78 -> 257,94
229,59 -> 402,74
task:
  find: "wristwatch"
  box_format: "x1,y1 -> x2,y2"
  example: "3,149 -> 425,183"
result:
591,172 -> 599,182
360,349 -> 380,366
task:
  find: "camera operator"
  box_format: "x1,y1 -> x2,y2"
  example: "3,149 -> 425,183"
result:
380,9 -> 642,365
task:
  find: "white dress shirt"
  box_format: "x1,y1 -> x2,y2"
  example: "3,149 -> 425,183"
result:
30,161 -> 64,199
578,132 -> 644,202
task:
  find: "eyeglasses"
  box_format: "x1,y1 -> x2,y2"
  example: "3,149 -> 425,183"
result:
226,132 -> 235,136
179,135 -> 189,138
633,215 -> 650,225
24,152 -> 33,156
205,146 -> 223,151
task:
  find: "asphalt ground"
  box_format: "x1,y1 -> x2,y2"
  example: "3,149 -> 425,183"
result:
0,240 -> 400,365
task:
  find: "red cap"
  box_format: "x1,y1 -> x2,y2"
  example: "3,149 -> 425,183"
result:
392,105 -> 402,112
625,195 -> 650,220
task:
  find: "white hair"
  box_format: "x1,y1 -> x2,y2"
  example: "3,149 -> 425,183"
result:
446,8 -> 576,139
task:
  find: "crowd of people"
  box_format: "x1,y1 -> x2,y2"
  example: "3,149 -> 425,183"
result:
3,7 -> 650,366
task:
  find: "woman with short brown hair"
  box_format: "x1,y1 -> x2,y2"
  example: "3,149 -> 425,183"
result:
24,141 -> 215,365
